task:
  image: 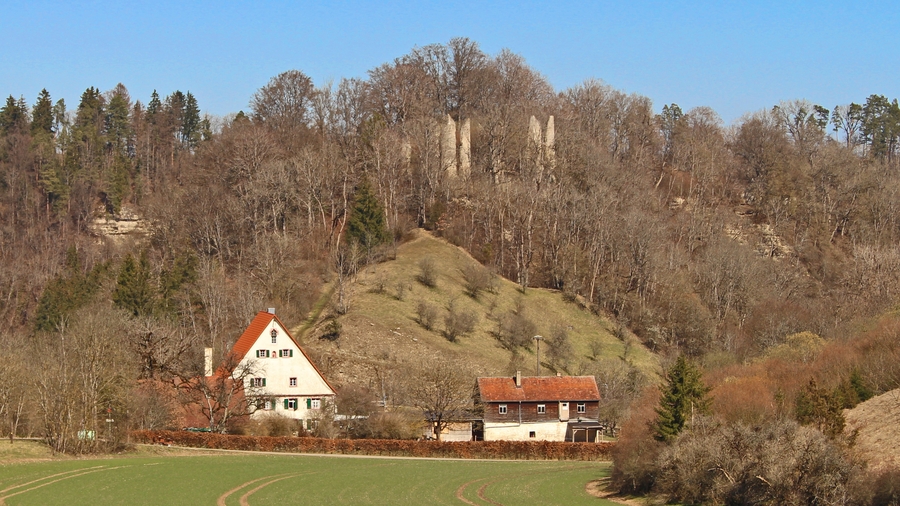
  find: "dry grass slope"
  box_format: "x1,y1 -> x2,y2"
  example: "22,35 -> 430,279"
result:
845,389 -> 900,471
299,230 -> 657,388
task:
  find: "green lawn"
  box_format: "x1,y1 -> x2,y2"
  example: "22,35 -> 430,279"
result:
0,444 -> 616,505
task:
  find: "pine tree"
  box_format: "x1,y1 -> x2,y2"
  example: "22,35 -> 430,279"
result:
654,355 -> 710,442
147,90 -> 161,118
104,84 -> 132,152
112,252 -> 155,317
0,95 -> 28,134
158,251 -> 197,315
31,89 -> 54,136
795,379 -> 845,438
182,91 -> 201,148
34,247 -> 106,332
346,177 -> 389,253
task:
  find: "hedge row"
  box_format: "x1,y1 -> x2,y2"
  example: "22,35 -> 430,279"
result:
132,430 -> 613,461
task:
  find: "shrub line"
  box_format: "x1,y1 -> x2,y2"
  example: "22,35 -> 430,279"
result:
133,431 -> 613,461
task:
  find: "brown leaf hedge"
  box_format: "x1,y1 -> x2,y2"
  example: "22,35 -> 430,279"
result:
133,430 -> 613,461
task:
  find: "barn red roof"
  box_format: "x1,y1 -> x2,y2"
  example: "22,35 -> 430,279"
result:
477,376 -> 600,402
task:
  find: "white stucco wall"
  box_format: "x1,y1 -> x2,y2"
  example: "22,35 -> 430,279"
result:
483,421 -> 568,442
241,319 -> 334,421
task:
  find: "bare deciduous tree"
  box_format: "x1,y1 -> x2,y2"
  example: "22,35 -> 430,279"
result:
404,357 -> 475,441
175,352 -> 263,433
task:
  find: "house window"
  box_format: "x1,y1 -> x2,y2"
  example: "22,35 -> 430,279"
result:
307,419 -> 318,430
279,349 -> 293,358
310,398 -> 321,409
577,403 -> 586,413
264,399 -> 273,410
529,431 -> 536,438
256,349 -> 270,358
289,377 -> 297,387
537,404 -> 546,414
499,404 -> 507,415
284,398 -> 298,410
251,378 -> 266,387
271,328 -> 278,343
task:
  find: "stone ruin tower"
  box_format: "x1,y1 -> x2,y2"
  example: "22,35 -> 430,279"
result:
440,114 -> 472,179
528,115 -> 556,180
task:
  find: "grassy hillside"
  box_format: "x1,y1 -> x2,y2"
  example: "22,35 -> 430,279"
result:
298,230 -> 658,389
845,389 -> 900,472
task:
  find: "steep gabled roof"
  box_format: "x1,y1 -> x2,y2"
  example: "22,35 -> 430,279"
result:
228,310 -> 336,395
230,311 -> 277,361
477,376 -> 600,403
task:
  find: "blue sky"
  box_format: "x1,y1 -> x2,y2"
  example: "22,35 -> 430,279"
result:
2,1 -> 898,125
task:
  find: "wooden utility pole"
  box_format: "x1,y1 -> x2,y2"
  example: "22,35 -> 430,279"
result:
533,335 -> 543,376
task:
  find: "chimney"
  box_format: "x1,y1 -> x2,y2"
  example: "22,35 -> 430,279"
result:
515,370 -> 522,388
204,348 -> 213,377
267,307 -> 276,314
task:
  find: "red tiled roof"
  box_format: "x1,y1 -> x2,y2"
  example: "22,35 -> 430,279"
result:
477,375 -> 600,402
228,310 -> 336,394
230,311 -> 276,361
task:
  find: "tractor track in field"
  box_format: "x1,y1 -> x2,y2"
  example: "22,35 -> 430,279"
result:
0,464 -> 132,505
476,479 -> 505,505
0,467 -> 103,494
454,463 -> 598,506
238,474 -> 306,506
217,472 -> 317,506
455,477 -> 488,505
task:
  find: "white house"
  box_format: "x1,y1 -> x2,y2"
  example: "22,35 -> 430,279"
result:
229,308 -> 335,429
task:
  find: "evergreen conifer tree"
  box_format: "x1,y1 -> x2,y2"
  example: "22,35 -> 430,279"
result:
795,379 -> 845,438
654,355 -> 710,442
112,251 -> 155,317
34,247 -> 106,332
346,177 -> 389,253
31,89 -> 54,136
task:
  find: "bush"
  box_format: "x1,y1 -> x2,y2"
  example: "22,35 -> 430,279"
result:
242,413 -> 303,437
417,257 -> 438,288
655,417 -> 859,505
416,301 -> 440,331
395,281 -> 408,301
461,264 -> 495,299
359,411 -> 422,440
870,467 -> 900,506
610,388 -> 663,494
546,325 -> 574,371
444,301 -> 478,342
131,430 -> 613,460
320,319 -> 341,341
496,311 -> 537,350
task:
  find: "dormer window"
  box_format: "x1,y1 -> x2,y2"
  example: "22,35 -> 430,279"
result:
271,328 -> 278,344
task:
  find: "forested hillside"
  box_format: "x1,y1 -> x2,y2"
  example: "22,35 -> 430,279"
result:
2,38 -> 900,460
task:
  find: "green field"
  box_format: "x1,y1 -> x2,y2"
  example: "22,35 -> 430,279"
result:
0,444 -> 616,505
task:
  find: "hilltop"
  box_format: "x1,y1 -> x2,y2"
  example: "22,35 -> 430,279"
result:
298,230 -> 658,390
